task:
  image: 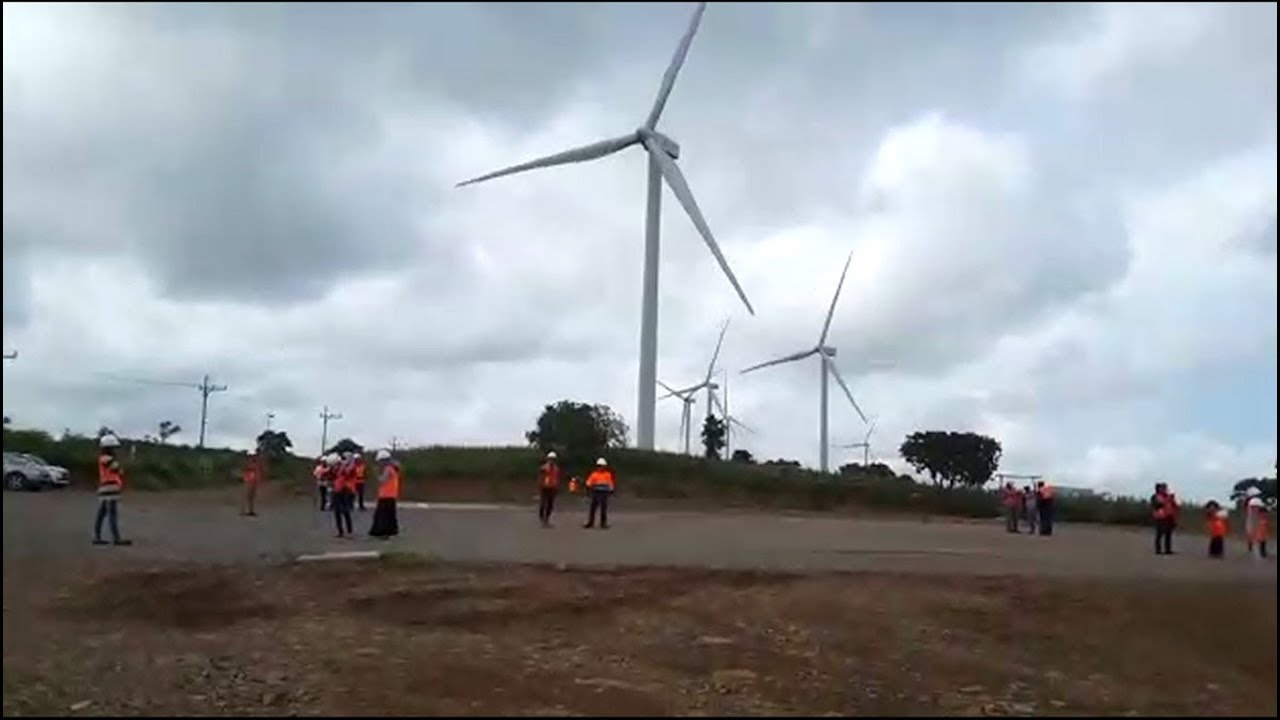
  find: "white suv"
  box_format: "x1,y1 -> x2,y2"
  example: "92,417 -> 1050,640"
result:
2,452 -> 71,491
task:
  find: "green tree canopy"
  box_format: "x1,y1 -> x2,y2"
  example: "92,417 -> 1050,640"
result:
701,415 -> 726,460
327,437 -> 364,455
899,430 -> 1002,489
256,429 -> 294,458
525,400 -> 629,464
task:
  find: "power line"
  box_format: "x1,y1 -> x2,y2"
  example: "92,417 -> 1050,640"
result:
95,372 -> 228,448
319,405 -> 343,454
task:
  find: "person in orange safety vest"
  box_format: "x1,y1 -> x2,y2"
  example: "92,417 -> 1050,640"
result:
93,434 -> 132,546
241,447 -> 264,517
1036,480 -> 1056,536
1207,502 -> 1228,558
368,448 -> 401,539
537,451 -> 562,528
1150,481 -> 1179,555
353,452 -> 368,512
582,457 -> 615,530
1001,482 -> 1021,534
330,453 -> 354,538
314,457 -> 332,511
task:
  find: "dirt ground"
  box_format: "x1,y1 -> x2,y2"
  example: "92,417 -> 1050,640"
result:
3,553 -> 1275,717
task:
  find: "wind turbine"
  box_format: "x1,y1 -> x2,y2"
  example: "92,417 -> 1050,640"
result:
656,319 -> 730,455
711,367 -> 754,457
456,2 -> 753,452
838,418 -> 877,467
740,251 -> 867,472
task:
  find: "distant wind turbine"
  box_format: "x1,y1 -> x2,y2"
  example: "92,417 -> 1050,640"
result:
740,251 -> 867,472
710,367 -> 753,457
456,2 -> 753,452
838,418 -> 877,467
657,319 -> 730,455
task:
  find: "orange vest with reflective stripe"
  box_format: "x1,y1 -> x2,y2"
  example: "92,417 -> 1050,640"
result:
97,454 -> 123,494
355,458 -> 366,484
1209,516 -> 1228,538
378,462 -> 401,500
586,469 -> 615,490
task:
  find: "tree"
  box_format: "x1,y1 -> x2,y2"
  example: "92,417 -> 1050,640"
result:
701,415 -> 726,460
525,400 -> 629,461
731,449 -> 755,464
2,416 -> 10,427
256,429 -> 294,459
327,437 -> 364,455
899,430 -> 1002,489
1231,476 -> 1278,503
158,420 -> 182,444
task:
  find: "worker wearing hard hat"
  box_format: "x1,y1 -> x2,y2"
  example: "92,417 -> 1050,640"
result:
93,434 -> 132,546
537,451 -> 561,528
352,452 -> 368,512
314,455 -> 333,511
1243,487 -> 1263,555
1206,501 -> 1229,558
368,449 -> 401,539
241,447 -> 263,517
331,452 -> 355,538
582,457 -> 616,530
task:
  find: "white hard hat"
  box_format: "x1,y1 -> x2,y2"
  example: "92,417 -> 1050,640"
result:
1216,509 -> 1229,519
595,457 -> 607,467
375,449 -> 391,462
325,453 -> 339,465
546,451 -> 558,460
1248,497 -> 1264,508
1246,487 -> 1262,497
99,434 -> 120,448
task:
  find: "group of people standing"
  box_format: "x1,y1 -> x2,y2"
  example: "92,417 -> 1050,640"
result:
311,450 -> 402,539
536,451 -> 616,529
1000,481 -> 1057,536
1156,481 -> 1271,560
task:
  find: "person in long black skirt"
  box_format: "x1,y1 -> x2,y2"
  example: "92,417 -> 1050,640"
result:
369,448 -> 401,540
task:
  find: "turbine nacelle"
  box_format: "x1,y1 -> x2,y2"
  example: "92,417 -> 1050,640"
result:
820,346 -> 837,358
637,128 -> 681,159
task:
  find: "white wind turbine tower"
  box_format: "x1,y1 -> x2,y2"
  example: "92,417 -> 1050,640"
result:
740,252 -> 867,472
711,367 -> 754,457
456,2 -> 753,452
656,319 -> 730,455
838,418 -> 877,466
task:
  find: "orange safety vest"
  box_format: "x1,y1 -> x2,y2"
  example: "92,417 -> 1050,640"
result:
1209,515 -> 1228,538
539,462 -> 561,489
354,458 -> 366,484
333,463 -> 352,493
97,454 -> 124,496
1255,514 -> 1270,543
1001,486 -> 1019,508
585,469 -> 615,491
1038,484 -> 1056,501
378,462 -> 402,500
1153,492 -> 1178,520
568,477 -> 579,493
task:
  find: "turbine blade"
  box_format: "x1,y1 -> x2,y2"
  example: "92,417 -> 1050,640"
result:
645,2 -> 707,130
729,416 -> 756,434
818,251 -> 854,346
711,388 -> 728,417
642,138 -> 755,315
740,347 -> 817,375
704,317 -> 730,384
824,356 -> 868,423
657,380 -> 683,400
456,133 -> 639,187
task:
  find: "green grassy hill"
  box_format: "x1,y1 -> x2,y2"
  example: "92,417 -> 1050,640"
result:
2,427 -> 1154,526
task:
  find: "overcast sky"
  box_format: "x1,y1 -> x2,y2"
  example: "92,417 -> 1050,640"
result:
3,2 -> 1275,499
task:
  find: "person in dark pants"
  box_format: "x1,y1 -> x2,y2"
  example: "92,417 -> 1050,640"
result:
332,454 -> 355,538
1036,481 -> 1056,536
353,452 -> 368,511
92,434 -> 132,546
368,448 -> 401,539
583,457 -> 615,529
1150,481 -> 1178,555
314,457 -> 332,511
537,451 -> 561,527
1207,504 -> 1228,558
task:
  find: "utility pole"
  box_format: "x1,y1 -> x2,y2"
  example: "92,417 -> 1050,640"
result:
265,411 -> 275,430
197,374 -> 228,448
319,405 -> 342,454
390,436 -> 400,452
95,371 -> 226,449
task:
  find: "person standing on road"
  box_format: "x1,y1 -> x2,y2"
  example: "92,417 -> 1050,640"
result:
537,451 -> 561,528
93,434 -> 132,546
1207,503 -> 1228,559
582,457 -> 615,530
1001,482 -> 1020,533
314,456 -> 332,511
1036,480 -> 1056,536
353,452 -> 368,512
1022,484 -> 1039,535
1150,481 -> 1178,555
1252,502 -> 1269,559
331,453 -> 355,538
241,447 -> 263,517
1243,488 -> 1262,556
369,449 -> 401,539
